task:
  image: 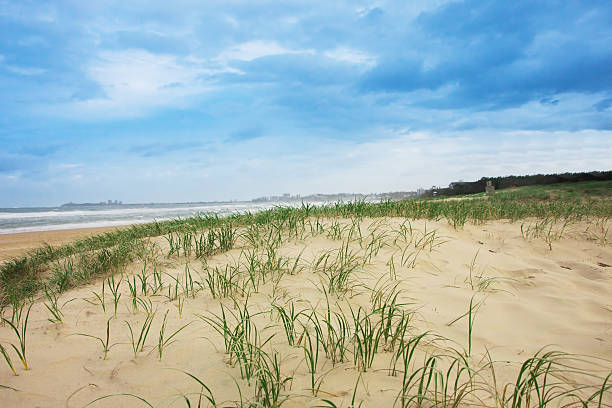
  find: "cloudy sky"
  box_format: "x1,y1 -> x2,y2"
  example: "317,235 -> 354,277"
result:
1,0 -> 611,206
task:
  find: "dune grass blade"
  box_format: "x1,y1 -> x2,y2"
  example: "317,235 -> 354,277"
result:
43,284 -> 64,323
303,329 -> 321,396
273,301 -> 303,346
157,310 -> 191,360
84,393 -> 154,407
126,313 -> 155,359
1,303 -> 32,370
76,318 -> 113,360
350,306 -> 382,372
172,370 -> 217,407
0,343 -> 18,375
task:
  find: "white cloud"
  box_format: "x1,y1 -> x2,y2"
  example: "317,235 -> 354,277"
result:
5,65 -> 46,75
217,40 -> 314,63
355,6 -> 380,18
89,49 -> 199,93
325,129 -> 612,192
324,47 -> 377,67
56,163 -> 82,169
243,129 -> 612,195
38,40 -> 319,119
50,49 -> 217,119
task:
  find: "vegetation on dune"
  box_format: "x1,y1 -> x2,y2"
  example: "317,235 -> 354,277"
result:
0,179 -> 610,406
1,181 -> 610,307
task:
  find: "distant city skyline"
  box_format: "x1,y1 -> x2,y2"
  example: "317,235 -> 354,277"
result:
1,1 -> 611,207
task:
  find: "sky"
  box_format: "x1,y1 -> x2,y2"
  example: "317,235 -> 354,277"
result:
1,0 -> 611,207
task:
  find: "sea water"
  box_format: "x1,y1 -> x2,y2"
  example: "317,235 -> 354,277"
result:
0,202 -> 315,234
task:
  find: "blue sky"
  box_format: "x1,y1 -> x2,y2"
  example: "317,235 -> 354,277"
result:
1,0 -> 611,207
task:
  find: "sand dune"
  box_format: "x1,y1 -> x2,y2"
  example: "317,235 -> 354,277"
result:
0,218 -> 610,407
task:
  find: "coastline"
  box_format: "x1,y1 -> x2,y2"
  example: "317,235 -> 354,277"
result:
0,188 -> 610,406
0,225 -> 128,262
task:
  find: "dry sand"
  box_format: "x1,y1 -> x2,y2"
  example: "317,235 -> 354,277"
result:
0,226 -> 126,262
0,218 -> 611,407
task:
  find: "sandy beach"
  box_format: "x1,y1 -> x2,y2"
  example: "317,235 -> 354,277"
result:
0,226 -> 126,263
0,217 -> 611,407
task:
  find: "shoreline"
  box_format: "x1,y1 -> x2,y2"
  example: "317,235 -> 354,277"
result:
0,225 -> 129,262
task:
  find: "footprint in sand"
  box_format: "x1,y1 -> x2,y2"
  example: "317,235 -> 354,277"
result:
558,261 -> 609,280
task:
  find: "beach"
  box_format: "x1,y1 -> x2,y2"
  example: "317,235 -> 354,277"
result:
3,0 -> 611,405
0,214 -> 610,407
0,226 -> 124,263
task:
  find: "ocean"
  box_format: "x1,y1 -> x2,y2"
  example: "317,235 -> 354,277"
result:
0,202 -> 314,234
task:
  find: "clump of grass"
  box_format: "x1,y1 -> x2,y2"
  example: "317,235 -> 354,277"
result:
203,263 -> 243,299
273,300 -> 304,347
254,350 -> 292,406
585,216 -> 610,245
90,281 -> 106,314
107,275 -> 122,317
521,217 -> 569,250
316,241 -> 361,295
303,328 -> 323,396
400,246 -> 421,268
390,331 -> 428,377
362,228 -> 389,264
413,224 -> 446,251
305,299 -> 351,367
327,220 -> 346,240
43,283 -> 68,323
137,263 -> 150,296
178,370 -> 217,407
1,303 -> 32,370
166,224 -> 238,259
370,283 -> 412,352
499,349 -> 612,408
137,296 -> 154,316
51,258 -> 74,292
430,354 -> 471,408
151,263 -> 164,293
393,220 -> 415,247
165,280 -> 180,302
464,250 -> 506,293
182,263 -> 196,298
397,354 -> 438,407
198,297 -> 275,386
306,217 -> 325,237
350,306 -> 382,372
127,276 -> 139,313
125,312 -> 155,359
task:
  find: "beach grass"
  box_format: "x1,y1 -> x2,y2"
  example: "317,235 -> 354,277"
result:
2,181 -> 611,307
0,180 -> 610,406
